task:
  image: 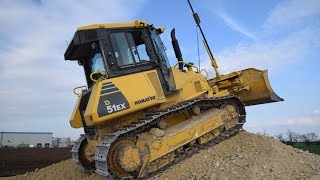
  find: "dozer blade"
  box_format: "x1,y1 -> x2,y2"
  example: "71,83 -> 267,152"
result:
209,68 -> 283,106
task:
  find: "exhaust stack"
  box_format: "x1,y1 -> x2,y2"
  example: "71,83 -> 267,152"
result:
171,28 -> 184,71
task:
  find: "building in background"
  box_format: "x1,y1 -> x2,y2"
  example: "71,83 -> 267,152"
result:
0,132 -> 53,148
52,137 -> 71,148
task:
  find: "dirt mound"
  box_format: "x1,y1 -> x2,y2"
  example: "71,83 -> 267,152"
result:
158,131 -> 320,180
1,131 -> 320,180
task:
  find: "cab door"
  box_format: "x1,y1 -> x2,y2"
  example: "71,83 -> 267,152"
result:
149,28 -> 176,94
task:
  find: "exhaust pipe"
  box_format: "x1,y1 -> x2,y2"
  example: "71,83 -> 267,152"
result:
171,28 -> 184,71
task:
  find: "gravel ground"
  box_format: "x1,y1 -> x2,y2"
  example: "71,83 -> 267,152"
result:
157,131 -> 320,180
1,131 -> 320,180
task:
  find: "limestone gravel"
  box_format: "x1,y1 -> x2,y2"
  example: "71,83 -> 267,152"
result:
1,131 -> 320,180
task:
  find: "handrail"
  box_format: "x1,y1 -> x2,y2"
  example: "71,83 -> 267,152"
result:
90,70 -> 108,82
73,85 -> 87,97
200,69 -> 208,79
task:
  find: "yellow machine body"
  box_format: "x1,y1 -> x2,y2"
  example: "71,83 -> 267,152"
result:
70,68 -> 211,128
65,19 -> 282,178
70,67 -> 281,128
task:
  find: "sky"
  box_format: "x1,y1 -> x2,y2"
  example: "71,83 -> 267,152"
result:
0,0 -> 319,140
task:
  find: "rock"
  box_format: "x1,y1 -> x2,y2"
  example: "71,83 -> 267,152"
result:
299,160 -> 304,164
149,128 -> 165,137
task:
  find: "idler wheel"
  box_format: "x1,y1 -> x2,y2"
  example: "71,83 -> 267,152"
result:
78,138 -> 95,170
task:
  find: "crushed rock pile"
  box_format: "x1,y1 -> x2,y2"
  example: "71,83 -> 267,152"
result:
1,131 -> 320,180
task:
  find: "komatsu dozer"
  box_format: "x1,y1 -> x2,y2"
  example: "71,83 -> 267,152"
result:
64,1 -> 282,179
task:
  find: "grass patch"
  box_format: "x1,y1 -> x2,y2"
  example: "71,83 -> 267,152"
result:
291,143 -> 320,155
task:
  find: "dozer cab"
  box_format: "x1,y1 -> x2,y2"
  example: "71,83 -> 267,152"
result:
64,2 -> 282,179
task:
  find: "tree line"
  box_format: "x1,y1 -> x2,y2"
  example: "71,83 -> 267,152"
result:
275,130 -> 319,145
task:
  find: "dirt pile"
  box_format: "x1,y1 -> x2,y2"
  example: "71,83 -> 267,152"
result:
158,131 -> 320,180
1,131 -> 320,180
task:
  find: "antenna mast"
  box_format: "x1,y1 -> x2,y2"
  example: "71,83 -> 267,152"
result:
187,0 -> 220,78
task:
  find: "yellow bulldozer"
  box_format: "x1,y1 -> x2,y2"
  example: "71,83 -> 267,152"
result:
64,1 -> 282,179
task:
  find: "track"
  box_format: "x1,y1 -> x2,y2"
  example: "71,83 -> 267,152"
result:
71,135 -> 86,168
72,95 -> 246,179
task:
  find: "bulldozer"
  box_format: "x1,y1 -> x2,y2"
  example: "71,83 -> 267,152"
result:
64,1 -> 283,179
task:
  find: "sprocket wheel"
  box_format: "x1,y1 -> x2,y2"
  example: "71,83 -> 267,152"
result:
107,137 -> 141,178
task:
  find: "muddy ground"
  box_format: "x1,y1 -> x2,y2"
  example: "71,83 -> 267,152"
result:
1,131 -> 320,180
0,148 -> 71,177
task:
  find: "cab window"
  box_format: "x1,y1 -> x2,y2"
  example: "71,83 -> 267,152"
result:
83,42 -> 107,87
110,31 -> 150,67
91,53 -> 105,72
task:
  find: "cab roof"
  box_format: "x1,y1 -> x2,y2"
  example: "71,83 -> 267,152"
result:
77,20 -> 148,31
65,20 -> 164,60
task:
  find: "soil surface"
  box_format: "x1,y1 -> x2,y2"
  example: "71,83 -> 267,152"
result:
0,148 -> 71,177
1,131 -> 320,180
